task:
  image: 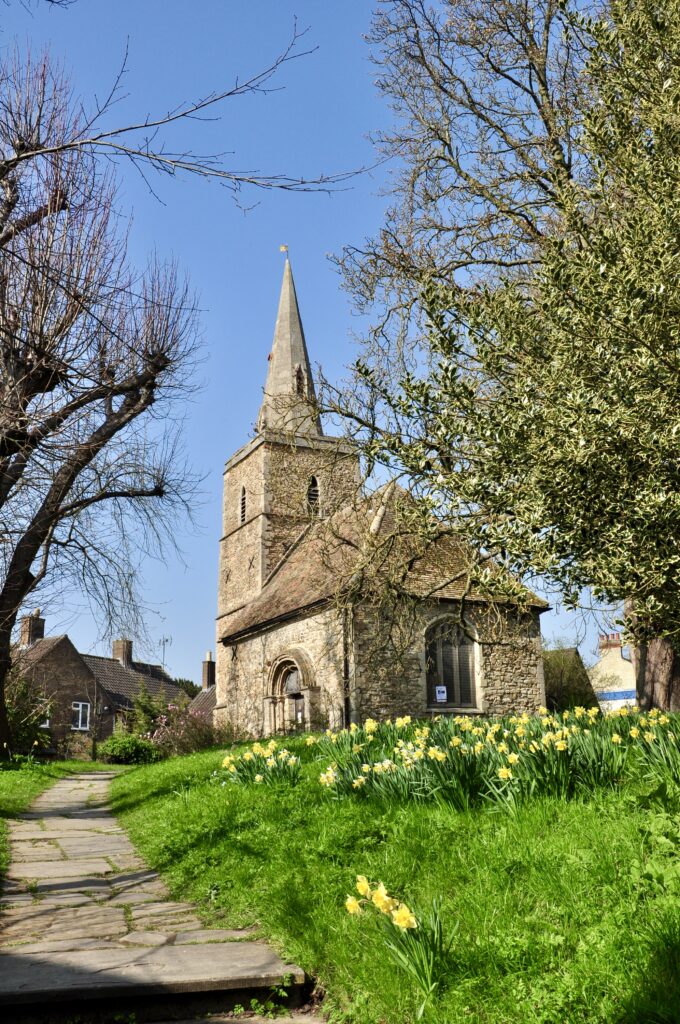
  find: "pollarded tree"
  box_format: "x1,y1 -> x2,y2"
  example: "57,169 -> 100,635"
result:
0,56 -> 203,748
335,0 -> 680,708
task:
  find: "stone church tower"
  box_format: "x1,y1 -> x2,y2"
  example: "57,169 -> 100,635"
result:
215,259 -> 359,711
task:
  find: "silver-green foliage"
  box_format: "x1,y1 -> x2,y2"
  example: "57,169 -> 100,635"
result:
352,1 -> 680,642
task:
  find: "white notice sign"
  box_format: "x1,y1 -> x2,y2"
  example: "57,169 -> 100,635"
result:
435,686 -> 448,703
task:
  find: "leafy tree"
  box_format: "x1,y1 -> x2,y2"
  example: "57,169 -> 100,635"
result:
173,677 -> 201,700
131,680 -> 168,736
335,0 -> 680,708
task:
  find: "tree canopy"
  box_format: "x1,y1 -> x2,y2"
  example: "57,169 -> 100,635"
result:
332,0 -> 680,707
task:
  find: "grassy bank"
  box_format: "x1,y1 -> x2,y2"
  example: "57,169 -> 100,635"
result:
109,714 -> 680,1024
0,759 -> 115,879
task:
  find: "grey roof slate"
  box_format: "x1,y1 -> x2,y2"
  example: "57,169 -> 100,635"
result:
80,654 -> 182,710
189,687 -> 217,719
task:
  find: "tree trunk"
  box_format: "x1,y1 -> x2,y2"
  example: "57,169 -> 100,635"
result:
632,636 -> 680,711
0,629 -> 13,753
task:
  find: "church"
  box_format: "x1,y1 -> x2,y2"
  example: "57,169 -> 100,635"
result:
214,259 -> 546,737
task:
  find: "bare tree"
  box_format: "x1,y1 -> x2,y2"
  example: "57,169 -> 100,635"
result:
0,55 -> 204,748
335,0 -> 589,366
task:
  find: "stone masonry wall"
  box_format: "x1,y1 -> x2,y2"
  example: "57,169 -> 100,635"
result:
218,441 -> 267,619
351,602 -> 545,722
261,436 -> 360,578
214,607 -> 346,738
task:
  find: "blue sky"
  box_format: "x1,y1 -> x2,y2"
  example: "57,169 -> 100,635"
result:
5,2 -> 610,679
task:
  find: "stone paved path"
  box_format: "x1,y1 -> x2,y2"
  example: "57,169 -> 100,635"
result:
0,772 -> 319,1021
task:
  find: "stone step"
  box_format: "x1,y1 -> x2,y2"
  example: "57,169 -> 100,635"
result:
0,943 -> 311,1023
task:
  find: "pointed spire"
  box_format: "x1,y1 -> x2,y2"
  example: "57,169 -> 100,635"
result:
257,257 -> 323,436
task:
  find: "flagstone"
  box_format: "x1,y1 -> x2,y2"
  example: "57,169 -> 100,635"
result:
0,772 -> 309,1017
7,857 -> 113,879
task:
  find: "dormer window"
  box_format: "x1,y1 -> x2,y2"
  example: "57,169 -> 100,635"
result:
239,486 -> 247,525
307,476 -> 320,515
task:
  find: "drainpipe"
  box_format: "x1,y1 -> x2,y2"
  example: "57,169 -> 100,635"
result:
342,606 -> 351,728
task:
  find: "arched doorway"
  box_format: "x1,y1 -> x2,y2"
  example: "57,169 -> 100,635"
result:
271,658 -> 305,733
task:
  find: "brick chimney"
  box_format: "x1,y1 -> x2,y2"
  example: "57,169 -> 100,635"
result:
202,650 -> 215,690
112,638 -> 133,666
19,609 -> 45,647
599,632 -> 622,652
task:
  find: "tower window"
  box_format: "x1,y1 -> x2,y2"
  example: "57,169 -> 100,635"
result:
307,476 -> 320,515
295,365 -> 305,396
239,486 -> 247,525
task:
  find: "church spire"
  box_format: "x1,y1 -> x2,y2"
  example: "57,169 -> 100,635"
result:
257,257 -> 323,436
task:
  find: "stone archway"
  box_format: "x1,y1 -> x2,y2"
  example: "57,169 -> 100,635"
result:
266,650 -> 318,735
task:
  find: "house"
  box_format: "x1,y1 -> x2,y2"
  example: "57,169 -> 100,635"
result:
14,610 -> 182,749
214,259 -> 548,738
588,632 -> 636,711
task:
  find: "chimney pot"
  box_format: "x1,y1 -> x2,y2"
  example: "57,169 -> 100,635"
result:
202,651 -> 216,690
19,612 -> 45,647
113,638 -> 133,666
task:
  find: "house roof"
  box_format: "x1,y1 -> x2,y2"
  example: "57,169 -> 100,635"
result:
219,485 -> 547,644
80,655 -> 182,711
14,634 -> 71,668
189,687 -> 217,719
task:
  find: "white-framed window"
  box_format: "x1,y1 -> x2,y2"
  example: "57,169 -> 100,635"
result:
425,621 -> 477,709
71,701 -> 91,731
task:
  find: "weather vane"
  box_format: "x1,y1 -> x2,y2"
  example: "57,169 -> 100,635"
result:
280,244 -> 288,253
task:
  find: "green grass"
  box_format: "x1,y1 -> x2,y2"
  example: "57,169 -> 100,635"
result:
0,759 -> 116,879
110,733 -> 680,1024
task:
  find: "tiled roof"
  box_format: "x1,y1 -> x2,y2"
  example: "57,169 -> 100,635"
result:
13,635 -> 69,668
219,486 -> 547,643
80,655 -> 182,710
189,687 -> 216,719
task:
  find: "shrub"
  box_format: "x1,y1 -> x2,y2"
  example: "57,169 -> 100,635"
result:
151,704 -> 233,757
98,732 -> 158,764
5,669 -> 52,754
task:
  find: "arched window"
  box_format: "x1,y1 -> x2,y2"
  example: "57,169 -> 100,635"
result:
295,365 -> 305,396
425,621 -> 476,709
307,476 -> 320,515
239,486 -> 247,525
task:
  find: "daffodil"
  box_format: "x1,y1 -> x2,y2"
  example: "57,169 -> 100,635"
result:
498,766 -> 513,780
391,903 -> 418,930
372,882 -> 398,915
345,896 -> 362,915
611,734 -> 621,745
356,875 -> 371,897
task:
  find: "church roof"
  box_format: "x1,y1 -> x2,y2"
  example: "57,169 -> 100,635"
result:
219,486 -> 547,644
257,258 -> 322,436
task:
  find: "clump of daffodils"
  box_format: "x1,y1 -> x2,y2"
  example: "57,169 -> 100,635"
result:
345,876 -> 418,931
220,743 -> 300,787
